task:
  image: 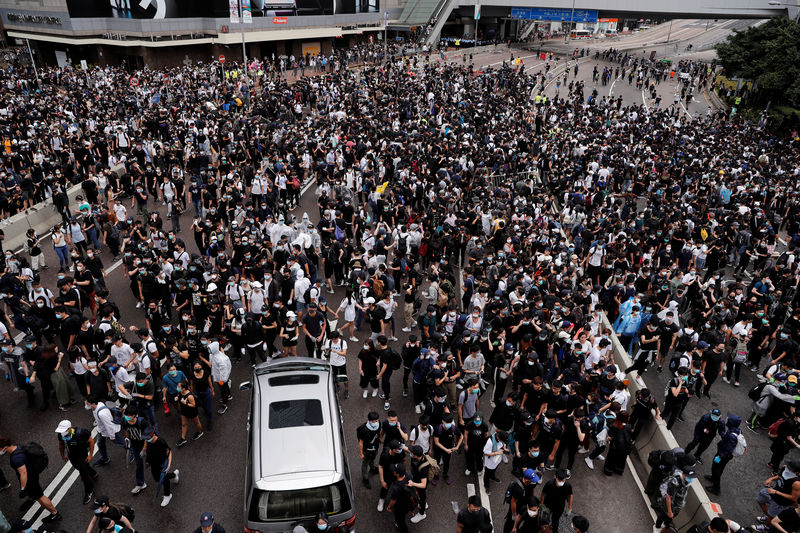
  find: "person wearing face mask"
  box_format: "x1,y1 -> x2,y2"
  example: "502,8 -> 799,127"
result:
377,440 -> 407,512
457,495 -> 492,533
540,468 -> 572,533
161,363 -> 187,417
356,412 -> 382,489
175,380 -> 204,447
753,460 -> 800,531
142,428 -> 179,507
654,465 -> 695,533
509,494 -> 550,533
684,409 -> 726,465
0,436 -> 62,523
55,419 -> 97,504
192,511 -> 226,533
87,495 -> 135,533
531,409 -> 563,470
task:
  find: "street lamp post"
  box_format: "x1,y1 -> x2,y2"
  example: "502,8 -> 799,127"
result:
239,1 -> 248,83
664,18 -> 673,57
564,0 -> 576,42
384,10 -> 389,63
26,39 -> 39,85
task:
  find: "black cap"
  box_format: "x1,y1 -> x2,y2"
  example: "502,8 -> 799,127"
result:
388,439 -> 403,451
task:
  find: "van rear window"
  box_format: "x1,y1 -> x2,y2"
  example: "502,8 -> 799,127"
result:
250,480 -> 352,522
268,400 -> 323,428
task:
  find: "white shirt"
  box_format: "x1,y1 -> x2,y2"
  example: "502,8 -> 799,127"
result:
93,403 -> 121,438
329,339 -> 347,367
409,424 -> 433,453
483,435 -> 503,469
111,343 -> 135,367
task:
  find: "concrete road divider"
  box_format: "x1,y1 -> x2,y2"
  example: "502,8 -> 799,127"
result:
600,313 -> 719,532
4,184 -> 83,254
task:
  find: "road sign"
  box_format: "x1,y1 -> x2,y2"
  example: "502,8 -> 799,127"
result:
219,54 -> 226,63
129,76 -> 139,87
510,7 -> 597,23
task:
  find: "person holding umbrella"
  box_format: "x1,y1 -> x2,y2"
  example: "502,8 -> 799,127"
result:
142,428 -> 179,507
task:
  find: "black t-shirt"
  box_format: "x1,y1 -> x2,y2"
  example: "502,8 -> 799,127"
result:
378,449 -> 406,481
541,478 -> 572,512
381,419 -> 407,446
356,422 -> 381,456
777,508 -> 800,533
59,427 -> 93,462
457,507 -> 492,533
302,311 -> 325,338
703,349 -> 726,374
410,456 -> 430,484
379,348 -> 394,375
145,436 -> 171,468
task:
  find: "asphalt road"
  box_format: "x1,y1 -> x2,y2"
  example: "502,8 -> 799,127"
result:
0,34 -> 759,532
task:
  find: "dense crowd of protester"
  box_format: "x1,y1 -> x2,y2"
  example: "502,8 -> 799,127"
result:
0,40 -> 798,533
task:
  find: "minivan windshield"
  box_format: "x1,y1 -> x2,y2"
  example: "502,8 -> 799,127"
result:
250,480 -> 352,521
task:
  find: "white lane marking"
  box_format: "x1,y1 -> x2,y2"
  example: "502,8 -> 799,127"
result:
608,75 -> 618,97
641,87 -> 650,111
467,483 -> 476,498
30,470 -> 82,529
476,470 -> 493,523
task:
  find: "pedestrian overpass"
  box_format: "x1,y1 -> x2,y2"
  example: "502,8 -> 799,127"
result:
392,0 -> 799,47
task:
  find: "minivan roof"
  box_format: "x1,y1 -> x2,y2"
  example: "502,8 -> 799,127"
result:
251,358 -> 343,491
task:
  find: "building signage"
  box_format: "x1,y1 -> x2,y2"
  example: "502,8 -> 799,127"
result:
6,13 -> 63,25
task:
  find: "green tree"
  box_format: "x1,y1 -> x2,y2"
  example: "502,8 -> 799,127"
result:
715,17 -> 800,105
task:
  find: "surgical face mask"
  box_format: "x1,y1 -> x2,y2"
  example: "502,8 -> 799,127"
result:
783,467 -> 795,480
685,477 -> 695,484
474,419 -> 482,425
367,421 -> 379,431
710,415 -> 720,422
146,436 -> 155,443
530,450 -> 540,457
444,422 -> 453,429
555,480 -> 565,487
527,509 -> 538,517
388,421 -> 397,427
317,525 -> 328,531
169,370 -> 178,377
506,400 -> 513,407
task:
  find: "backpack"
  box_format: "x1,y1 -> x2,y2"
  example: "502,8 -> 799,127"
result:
748,382 -> 767,401
768,418 -> 787,439
668,353 -> 690,373
111,503 -> 136,522
19,442 -> 49,473
675,328 -> 693,352
99,402 -> 124,425
503,479 -> 524,504
440,279 -> 456,299
732,432 -> 747,457
422,454 -> 440,481
733,340 -> 748,364
390,348 -> 402,371
334,224 -> 345,241
436,285 -> 449,308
